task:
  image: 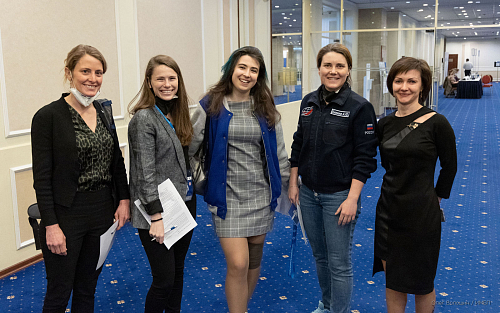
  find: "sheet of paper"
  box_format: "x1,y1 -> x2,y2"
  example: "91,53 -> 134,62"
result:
135,179 -> 197,249
97,220 -> 119,270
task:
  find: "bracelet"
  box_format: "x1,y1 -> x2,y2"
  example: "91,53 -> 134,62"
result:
289,185 -> 298,188
151,217 -> 163,223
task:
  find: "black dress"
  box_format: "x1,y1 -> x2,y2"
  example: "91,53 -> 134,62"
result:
373,106 -> 457,295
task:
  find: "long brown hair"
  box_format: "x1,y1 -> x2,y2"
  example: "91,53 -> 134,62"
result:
128,55 -> 192,146
206,46 -> 280,126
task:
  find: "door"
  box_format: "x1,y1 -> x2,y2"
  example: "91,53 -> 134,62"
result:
448,54 -> 458,73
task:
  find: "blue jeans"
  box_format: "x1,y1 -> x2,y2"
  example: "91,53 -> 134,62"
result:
299,185 -> 360,313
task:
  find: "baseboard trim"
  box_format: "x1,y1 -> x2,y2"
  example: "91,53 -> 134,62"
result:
0,253 -> 43,280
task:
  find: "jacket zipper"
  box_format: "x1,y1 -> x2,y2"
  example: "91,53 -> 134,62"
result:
312,102 -> 323,185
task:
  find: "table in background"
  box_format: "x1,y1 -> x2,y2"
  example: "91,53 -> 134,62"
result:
456,78 -> 483,99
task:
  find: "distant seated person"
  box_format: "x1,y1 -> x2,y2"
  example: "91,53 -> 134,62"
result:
444,69 -> 458,97
448,69 -> 459,86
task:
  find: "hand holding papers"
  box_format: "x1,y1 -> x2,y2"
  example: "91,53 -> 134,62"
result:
97,220 -> 119,270
135,179 -> 197,249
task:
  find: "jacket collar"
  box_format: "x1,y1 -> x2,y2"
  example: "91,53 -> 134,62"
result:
151,107 -> 187,178
309,83 -> 351,108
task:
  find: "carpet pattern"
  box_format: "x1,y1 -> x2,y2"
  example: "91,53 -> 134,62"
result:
1,83 -> 498,312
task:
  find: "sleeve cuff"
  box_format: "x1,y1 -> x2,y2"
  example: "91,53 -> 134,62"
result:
145,199 -> 163,215
40,209 -> 58,226
352,172 -> 368,184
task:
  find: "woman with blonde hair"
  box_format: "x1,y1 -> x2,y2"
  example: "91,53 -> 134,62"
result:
128,55 -> 195,313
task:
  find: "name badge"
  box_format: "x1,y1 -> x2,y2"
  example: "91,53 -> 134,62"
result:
186,169 -> 194,201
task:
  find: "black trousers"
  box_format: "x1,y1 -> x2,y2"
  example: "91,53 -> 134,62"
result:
138,196 -> 196,313
465,69 -> 471,76
40,188 -> 114,313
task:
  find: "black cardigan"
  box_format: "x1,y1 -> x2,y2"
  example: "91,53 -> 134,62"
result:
31,94 -> 130,226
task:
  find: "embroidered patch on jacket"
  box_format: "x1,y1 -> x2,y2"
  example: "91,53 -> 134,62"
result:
301,107 -> 314,116
365,123 -> 375,135
330,109 -> 350,118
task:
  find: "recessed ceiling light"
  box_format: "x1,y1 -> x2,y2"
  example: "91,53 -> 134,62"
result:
447,22 -> 450,24
464,37 -> 467,39
423,3 -> 428,6
478,16 -> 481,18
391,7 -> 394,9
279,23 -> 282,25
406,1 -> 410,3
468,0 -> 473,2
476,1 -> 480,3
403,14 -> 407,16
282,13 -> 285,15
462,10 -> 466,12
458,13 -> 462,15
457,32 -> 460,33
418,9 -> 424,12
459,6 -> 464,9
477,9 -> 481,11
475,32 -> 478,35
293,19 -> 296,22
289,13 -> 292,15
275,6 -> 279,8
454,7 -> 458,9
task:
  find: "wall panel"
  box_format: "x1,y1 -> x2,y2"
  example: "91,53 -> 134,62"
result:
0,0 -> 122,136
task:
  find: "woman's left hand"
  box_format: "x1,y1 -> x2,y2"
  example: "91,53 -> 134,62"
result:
115,199 -> 130,230
335,197 -> 358,226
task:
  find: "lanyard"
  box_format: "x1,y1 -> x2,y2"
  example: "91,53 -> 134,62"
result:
155,105 -> 175,133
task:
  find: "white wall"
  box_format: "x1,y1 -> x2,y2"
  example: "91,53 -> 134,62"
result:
0,0 -> 228,272
446,39 -> 500,79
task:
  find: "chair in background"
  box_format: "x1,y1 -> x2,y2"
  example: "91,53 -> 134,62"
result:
28,203 -> 42,250
489,75 -> 494,83
482,75 -> 492,95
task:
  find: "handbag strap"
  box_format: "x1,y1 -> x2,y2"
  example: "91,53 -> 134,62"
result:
384,111 -> 436,149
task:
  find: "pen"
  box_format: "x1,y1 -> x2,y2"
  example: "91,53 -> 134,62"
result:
165,225 -> 177,233
151,225 -> 178,241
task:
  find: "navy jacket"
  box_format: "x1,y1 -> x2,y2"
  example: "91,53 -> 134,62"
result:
290,84 -> 378,193
199,96 -> 288,219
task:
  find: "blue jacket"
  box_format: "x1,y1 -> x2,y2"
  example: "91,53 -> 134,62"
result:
199,96 -> 288,219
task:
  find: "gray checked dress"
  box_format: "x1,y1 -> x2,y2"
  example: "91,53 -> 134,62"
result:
210,100 -> 273,237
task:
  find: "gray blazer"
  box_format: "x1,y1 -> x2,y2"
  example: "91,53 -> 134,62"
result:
128,107 -> 187,230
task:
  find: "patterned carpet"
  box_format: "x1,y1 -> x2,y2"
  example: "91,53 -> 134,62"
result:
1,83 -> 498,312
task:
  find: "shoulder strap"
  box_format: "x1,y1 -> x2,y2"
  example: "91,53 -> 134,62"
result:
94,99 -> 115,130
383,112 -> 436,148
